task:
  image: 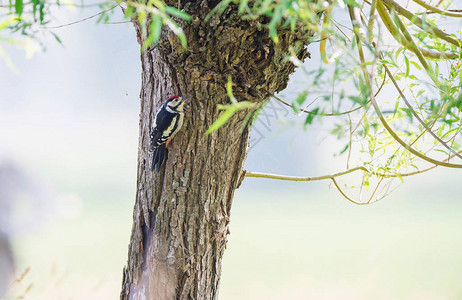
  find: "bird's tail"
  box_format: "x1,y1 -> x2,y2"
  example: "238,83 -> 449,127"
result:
151,144 -> 169,172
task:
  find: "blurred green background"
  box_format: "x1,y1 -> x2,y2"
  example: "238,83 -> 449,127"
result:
1,4 -> 462,300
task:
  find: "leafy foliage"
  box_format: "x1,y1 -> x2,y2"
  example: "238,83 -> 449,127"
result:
2,0 -> 462,203
124,0 -> 191,51
205,0 -> 462,203
206,75 -> 258,134
0,0 -> 191,65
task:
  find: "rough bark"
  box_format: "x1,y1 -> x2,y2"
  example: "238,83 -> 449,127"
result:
121,2 -> 312,299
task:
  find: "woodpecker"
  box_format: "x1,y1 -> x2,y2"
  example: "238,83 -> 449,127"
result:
150,95 -> 187,172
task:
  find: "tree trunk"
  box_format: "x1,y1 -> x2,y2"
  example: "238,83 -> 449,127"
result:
121,2 -> 312,299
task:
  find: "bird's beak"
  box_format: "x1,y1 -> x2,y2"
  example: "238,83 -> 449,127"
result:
181,96 -> 191,103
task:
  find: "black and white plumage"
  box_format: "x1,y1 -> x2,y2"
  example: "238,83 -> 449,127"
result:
150,95 -> 187,171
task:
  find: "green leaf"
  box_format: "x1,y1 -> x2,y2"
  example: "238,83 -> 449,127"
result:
241,109 -> 257,131
404,55 -> 409,77
291,102 -> 299,114
290,18 -> 296,32
15,0 -> 23,16
410,61 -> 422,70
207,101 -> 256,134
164,19 -> 187,49
142,15 -> 162,52
125,6 -> 134,19
0,16 -> 19,30
39,3 -> 45,23
305,107 -> 319,125
206,107 -> 238,134
165,7 -> 192,20
219,101 -> 255,110
148,0 -> 166,9
50,31 -> 62,45
14,0 -> 24,16
339,143 -> 349,154
296,91 -> 308,106
441,128 -> 460,139
242,110 -> 253,129
238,0 -> 249,14
343,0 -> 360,7
227,75 -> 237,104
395,172 -> 404,183
364,174 -> 370,190
177,32 -> 187,49
0,45 -> 18,72
393,100 -> 399,117
395,47 -> 403,59
416,89 -> 425,98
32,0 -> 38,21
268,7 -> 282,43
379,59 -> 398,68
205,0 -> 231,22
291,92 -> 309,113
269,26 -> 279,43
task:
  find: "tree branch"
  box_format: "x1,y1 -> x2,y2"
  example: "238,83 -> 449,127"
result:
331,177 -> 370,205
382,63 -> 462,160
264,73 -> 392,118
418,9 -> 462,16
376,0 -> 458,62
351,3 -> 462,169
382,0 -> 462,48
410,0 -> 462,17
245,166 -> 369,182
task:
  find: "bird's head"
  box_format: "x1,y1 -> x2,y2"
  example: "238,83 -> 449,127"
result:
166,96 -> 188,112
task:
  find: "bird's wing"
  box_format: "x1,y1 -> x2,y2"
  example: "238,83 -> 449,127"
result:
150,107 -> 175,150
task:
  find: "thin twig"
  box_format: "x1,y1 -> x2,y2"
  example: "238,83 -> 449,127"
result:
331,177 -> 369,205
367,174 -> 384,203
104,20 -> 131,24
269,92 -> 366,116
347,115 -> 353,169
43,6 -> 117,29
320,5 -> 334,64
382,63 -> 462,160
7,267 -> 31,291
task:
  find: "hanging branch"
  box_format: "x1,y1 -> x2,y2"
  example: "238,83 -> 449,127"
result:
381,63 -> 462,160
269,92 -> 367,116
367,0 -> 378,43
420,9 -> 462,16
382,0 -> 462,48
263,73 -> 387,118
242,0 -> 462,204
376,0 -> 458,62
331,177 -> 371,205
349,3 -> 462,169
410,0 -> 462,17
320,5 -> 334,64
